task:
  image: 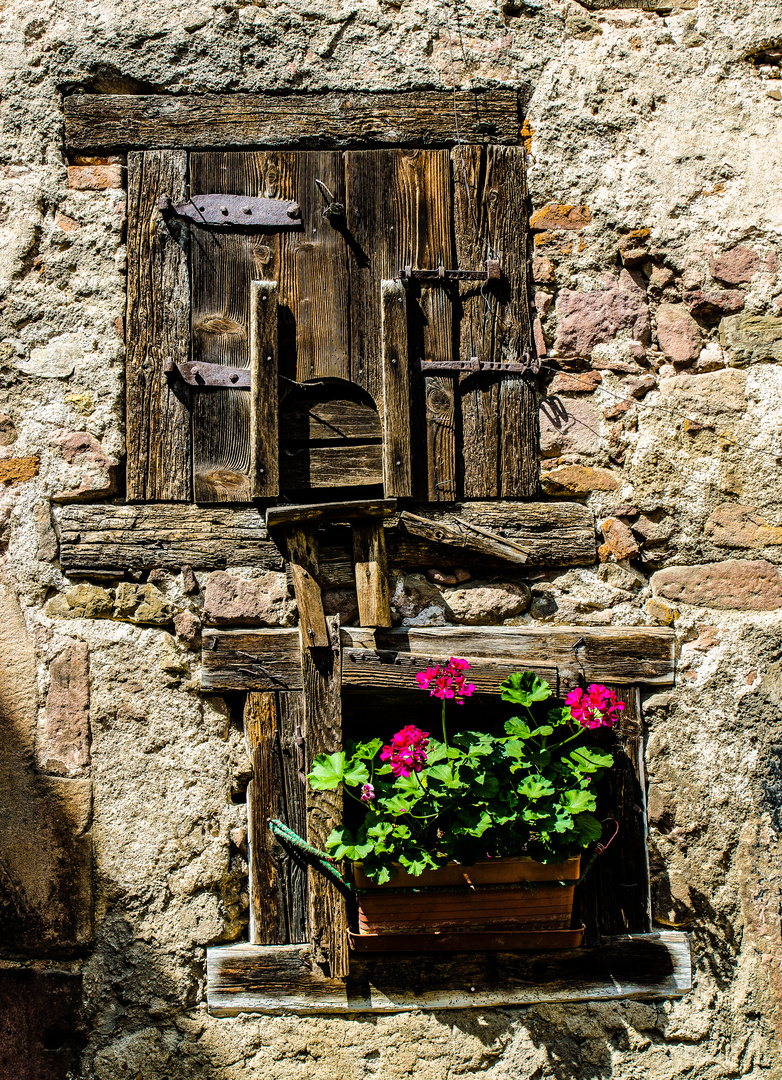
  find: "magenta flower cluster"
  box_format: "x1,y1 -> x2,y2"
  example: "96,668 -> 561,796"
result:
415,657 -> 476,703
565,684 -> 625,730
380,725 -> 430,778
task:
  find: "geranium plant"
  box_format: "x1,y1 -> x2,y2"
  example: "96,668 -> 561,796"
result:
308,659 -> 624,884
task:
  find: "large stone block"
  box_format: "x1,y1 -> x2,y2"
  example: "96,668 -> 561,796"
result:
38,643 -> 91,777
652,559 -> 782,610
705,505 -> 782,549
720,314 -> 782,366
554,286 -> 650,357
656,303 -> 701,363
539,396 -> 601,457
203,570 -> 294,626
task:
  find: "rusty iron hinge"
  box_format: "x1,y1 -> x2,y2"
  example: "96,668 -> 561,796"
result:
164,358 -> 250,388
398,259 -> 501,283
413,354 -> 541,376
158,193 -> 302,227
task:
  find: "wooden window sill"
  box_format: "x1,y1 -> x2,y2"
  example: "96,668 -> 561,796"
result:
206,931 -> 691,1015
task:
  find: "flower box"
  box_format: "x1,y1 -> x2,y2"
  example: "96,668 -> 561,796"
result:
350,855 -> 584,952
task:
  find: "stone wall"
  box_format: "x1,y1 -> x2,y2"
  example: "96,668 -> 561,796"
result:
2,0 -> 782,1077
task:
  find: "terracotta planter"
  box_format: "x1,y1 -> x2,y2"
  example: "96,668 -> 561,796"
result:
350,856 -> 584,952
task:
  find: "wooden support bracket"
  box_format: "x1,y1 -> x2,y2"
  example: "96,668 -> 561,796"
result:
400,510 -> 530,566
352,521 -> 391,628
286,526 -> 329,649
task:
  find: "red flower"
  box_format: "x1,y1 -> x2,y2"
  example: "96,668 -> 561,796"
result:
380,725 -> 430,778
416,657 -> 476,703
565,685 -> 625,730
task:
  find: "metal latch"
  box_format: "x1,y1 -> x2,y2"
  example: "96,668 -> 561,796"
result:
164,359 -> 250,388
398,259 -> 501,283
158,194 -> 302,228
413,354 -> 541,375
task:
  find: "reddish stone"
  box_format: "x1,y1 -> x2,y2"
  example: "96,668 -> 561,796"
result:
652,559 -> 782,610
67,164 -> 123,191
173,610 -> 202,645
539,396 -> 600,457
540,465 -> 619,495
0,456 -> 39,484
54,211 -> 79,232
598,517 -> 640,561
534,231 -> 580,255
322,588 -> 360,625
603,398 -> 634,421
618,228 -> 651,266
532,255 -> 555,283
203,571 -> 294,626
710,246 -> 761,284
50,430 -> 112,467
625,374 -> 657,398
181,564 -> 199,594
650,265 -> 675,289
533,317 -> 547,357
656,303 -> 701,363
683,289 -> 745,319
530,203 -> 591,230
39,643 -> 91,777
554,287 -> 650,357
548,370 -> 602,394
704,504 -> 782,548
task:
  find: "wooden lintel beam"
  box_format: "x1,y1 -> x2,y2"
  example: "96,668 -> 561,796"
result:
63,91 -> 521,152
400,510 -> 530,565
266,499 -> 396,530
206,931 -> 691,1015
343,649 -> 558,694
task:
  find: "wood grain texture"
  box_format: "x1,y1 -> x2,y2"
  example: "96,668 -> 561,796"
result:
126,150 -> 191,500
286,527 -> 329,649
64,91 -> 521,151
277,692 -> 309,943
190,152 -> 269,502
399,511 -> 530,565
576,687 -> 651,945
201,629 -> 303,693
352,522 -> 391,628
206,932 -> 691,1014
281,443 -> 383,490
245,693 -> 287,944
380,280 -> 412,497
342,649 -> 558,694
303,618 -> 349,977
56,504 -> 281,573
201,625 -> 675,693
451,145 -> 536,498
266,499 -> 396,529
249,280 -> 279,497
281,400 -> 382,442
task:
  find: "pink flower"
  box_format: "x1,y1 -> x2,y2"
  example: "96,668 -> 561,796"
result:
565,685 -> 625,730
360,783 -> 375,803
416,658 -> 476,703
380,725 -> 430,778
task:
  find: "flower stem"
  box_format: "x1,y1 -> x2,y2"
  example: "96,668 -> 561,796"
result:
441,700 -> 449,755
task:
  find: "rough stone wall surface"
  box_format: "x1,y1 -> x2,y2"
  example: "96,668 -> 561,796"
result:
1,0 -> 782,1077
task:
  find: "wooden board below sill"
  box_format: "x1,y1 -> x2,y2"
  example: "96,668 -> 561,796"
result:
206,931 -> 691,1015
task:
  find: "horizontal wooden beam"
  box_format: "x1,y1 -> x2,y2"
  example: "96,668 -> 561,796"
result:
201,625 -> 675,693
206,931 -> 691,1015
56,501 -> 595,576
63,91 -> 521,152
266,499 -> 396,530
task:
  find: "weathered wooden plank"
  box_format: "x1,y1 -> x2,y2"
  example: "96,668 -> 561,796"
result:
191,152 -> 270,503
352,522 -> 391,628
341,627 -> 676,687
286,527 -> 329,649
577,687 -> 651,946
206,932 -> 691,1014
303,618 -> 349,977
201,625 -> 675,693
380,280 -> 412,497
64,91 -> 521,152
342,649 -> 558,694
126,150 -> 191,501
280,442 -> 383,490
277,692 -> 308,943
245,693 -> 287,944
267,499 -> 396,530
399,511 -> 530,565
281,400 -> 381,442
276,151 -> 349,381
249,280 -> 279,498
452,145 -> 536,497
201,630 -> 303,693
56,504 -> 281,573
56,501 -> 594,576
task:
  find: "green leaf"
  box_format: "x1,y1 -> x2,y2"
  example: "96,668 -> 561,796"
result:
504,717 -> 532,739
500,671 -> 552,707
307,751 -> 348,789
562,790 -> 597,814
427,763 -> 457,785
346,738 -> 383,760
343,760 -> 370,787
382,794 -> 414,816
573,813 -> 604,845
517,775 -> 555,800
568,747 -> 614,773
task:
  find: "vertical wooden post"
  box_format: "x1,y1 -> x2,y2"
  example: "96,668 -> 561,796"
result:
277,692 -> 308,943
352,521 -> 391,628
244,692 -> 287,944
250,279 -> 279,498
303,617 -> 348,978
380,279 -> 412,497
286,526 -> 329,649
